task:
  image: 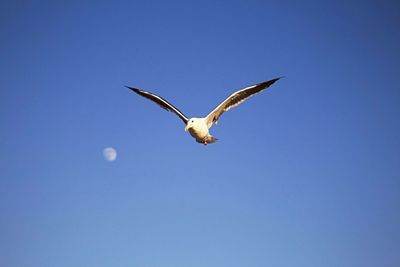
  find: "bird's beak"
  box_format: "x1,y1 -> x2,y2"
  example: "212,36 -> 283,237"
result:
184,124 -> 189,132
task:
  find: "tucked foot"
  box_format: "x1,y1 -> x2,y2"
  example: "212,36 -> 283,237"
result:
196,135 -> 217,145
204,135 -> 218,144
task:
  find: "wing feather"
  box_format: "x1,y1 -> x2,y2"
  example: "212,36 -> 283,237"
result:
126,86 -> 189,124
205,77 -> 281,128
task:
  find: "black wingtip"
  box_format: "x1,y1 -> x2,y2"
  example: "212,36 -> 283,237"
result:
271,76 -> 284,83
125,86 -> 140,93
259,76 -> 283,87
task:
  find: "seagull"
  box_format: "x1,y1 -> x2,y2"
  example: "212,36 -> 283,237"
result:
126,77 -> 281,145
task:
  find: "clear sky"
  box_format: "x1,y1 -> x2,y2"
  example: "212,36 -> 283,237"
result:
1,0 -> 399,266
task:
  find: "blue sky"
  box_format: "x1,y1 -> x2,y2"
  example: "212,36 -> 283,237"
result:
1,0 -> 399,266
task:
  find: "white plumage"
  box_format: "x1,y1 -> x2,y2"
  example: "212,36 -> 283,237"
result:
126,77 -> 281,145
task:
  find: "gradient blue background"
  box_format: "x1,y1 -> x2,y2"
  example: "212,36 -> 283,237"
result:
1,0 -> 399,266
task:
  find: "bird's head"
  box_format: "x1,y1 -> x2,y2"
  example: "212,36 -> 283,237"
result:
185,118 -> 198,131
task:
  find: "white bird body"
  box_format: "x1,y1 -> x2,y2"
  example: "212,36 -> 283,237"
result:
126,77 -> 281,145
185,118 -> 216,144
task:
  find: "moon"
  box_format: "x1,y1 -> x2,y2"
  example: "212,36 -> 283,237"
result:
103,147 -> 117,162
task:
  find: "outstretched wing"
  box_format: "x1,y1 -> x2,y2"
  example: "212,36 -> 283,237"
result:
126,86 -> 189,124
205,77 -> 281,128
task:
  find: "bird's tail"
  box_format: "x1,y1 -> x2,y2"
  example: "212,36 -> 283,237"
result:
198,135 -> 218,145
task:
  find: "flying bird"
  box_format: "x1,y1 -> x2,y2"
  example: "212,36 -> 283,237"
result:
126,77 -> 281,145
